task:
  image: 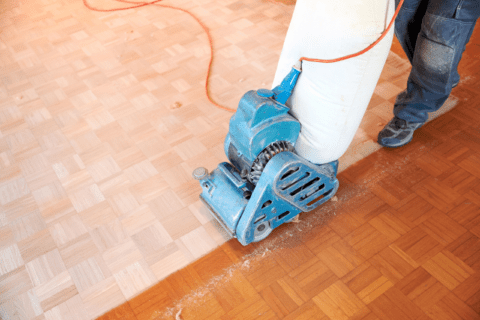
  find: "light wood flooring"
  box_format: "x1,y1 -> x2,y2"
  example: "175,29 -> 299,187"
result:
0,0 -> 479,319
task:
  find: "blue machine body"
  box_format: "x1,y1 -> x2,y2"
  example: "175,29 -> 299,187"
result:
195,65 -> 339,245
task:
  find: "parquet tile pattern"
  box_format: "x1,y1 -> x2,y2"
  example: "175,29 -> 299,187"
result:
98,22 -> 479,320
0,0 -> 479,319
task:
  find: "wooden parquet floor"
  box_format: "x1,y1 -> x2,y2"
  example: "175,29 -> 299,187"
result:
99,25 -> 480,320
0,0 -> 479,318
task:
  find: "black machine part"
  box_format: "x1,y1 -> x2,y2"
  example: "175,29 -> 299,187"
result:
249,141 -> 294,184
227,140 -> 294,185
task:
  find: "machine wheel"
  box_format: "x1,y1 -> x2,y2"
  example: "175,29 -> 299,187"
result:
253,220 -> 272,242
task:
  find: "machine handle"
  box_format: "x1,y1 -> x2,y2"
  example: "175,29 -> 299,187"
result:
272,61 -> 302,105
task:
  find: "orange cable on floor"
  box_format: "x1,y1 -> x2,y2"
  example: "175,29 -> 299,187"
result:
82,0 -> 404,113
83,0 -> 236,112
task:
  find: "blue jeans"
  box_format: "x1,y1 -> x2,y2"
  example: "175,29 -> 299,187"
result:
393,0 -> 479,123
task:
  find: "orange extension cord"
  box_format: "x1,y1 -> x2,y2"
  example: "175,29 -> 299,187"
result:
83,0 -> 405,112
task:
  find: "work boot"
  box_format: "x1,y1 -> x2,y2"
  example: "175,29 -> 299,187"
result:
377,116 -> 424,148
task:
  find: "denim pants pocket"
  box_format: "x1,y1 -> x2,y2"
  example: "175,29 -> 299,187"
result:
410,12 -> 475,90
410,13 -> 458,91
412,34 -> 454,89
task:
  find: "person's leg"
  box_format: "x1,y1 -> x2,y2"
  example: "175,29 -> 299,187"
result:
378,0 -> 479,147
452,21 -> 476,86
393,0 -> 428,63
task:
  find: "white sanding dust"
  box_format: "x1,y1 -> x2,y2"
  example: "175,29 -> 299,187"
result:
153,184 -> 374,319
154,245 -> 271,319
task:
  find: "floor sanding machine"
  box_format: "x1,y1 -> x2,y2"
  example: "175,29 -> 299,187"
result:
192,63 -> 339,246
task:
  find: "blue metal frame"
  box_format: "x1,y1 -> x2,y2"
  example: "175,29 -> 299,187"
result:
236,152 -> 338,245
195,65 -> 340,245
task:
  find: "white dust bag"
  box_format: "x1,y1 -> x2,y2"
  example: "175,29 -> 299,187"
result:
272,0 -> 395,164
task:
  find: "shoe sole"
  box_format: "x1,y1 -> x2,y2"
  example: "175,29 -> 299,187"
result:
378,136 -> 413,148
